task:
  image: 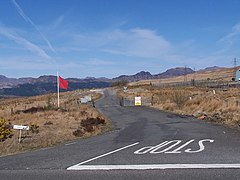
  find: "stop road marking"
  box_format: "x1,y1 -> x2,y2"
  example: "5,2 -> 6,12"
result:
134,139 -> 214,154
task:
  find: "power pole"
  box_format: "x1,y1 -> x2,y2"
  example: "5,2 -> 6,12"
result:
193,67 -> 196,80
233,58 -> 239,80
184,66 -> 187,82
233,58 -> 238,67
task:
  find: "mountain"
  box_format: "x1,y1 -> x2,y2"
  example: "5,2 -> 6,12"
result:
113,71 -> 153,82
0,76 -> 111,97
113,67 -> 195,82
198,66 -> 226,72
154,67 -> 194,79
0,75 -> 34,89
0,66 -> 226,97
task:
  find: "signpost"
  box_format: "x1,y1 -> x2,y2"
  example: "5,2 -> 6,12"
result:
80,96 -> 92,104
80,98 -> 88,104
135,97 -> 142,106
13,125 -> 30,143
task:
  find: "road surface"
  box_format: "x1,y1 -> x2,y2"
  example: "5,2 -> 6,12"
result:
0,89 -> 240,179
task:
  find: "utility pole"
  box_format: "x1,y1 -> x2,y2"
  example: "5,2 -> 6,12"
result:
184,66 -> 187,82
233,58 -> 238,67
193,67 -> 196,80
233,58 -> 239,81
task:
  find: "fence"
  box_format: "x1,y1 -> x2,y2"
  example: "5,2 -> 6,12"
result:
152,80 -> 240,88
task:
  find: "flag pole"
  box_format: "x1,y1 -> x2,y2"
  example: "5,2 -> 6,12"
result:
57,72 -> 60,108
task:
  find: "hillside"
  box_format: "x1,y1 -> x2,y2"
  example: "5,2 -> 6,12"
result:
0,76 -> 110,98
129,66 -> 238,86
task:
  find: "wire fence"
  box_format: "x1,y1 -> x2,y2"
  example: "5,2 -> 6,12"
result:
152,80 -> 240,88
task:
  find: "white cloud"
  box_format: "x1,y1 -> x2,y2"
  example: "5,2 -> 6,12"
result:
218,23 -> 240,45
11,0 -> 55,52
70,28 -> 171,59
0,25 -> 51,59
52,15 -> 64,28
123,28 -> 171,58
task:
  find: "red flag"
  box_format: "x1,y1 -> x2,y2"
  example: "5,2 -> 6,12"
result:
59,76 -> 68,90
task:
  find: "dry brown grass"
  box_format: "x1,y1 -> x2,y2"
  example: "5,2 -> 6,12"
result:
0,89 -> 112,157
119,85 -> 240,127
129,66 -> 239,86
123,67 -> 240,127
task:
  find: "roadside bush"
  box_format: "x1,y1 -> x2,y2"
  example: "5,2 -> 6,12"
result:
29,122 -> 39,134
171,90 -> 189,109
73,117 -> 106,137
73,128 -> 84,137
0,118 -> 12,142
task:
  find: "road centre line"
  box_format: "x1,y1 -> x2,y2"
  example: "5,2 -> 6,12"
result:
67,164 -> 240,171
67,142 -> 139,170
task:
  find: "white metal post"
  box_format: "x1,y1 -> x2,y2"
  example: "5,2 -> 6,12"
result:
18,129 -> 22,143
57,72 -> 60,108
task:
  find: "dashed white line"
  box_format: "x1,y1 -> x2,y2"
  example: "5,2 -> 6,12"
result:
65,142 -> 76,146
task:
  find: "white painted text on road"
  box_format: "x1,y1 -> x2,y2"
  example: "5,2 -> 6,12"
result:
134,139 -> 214,154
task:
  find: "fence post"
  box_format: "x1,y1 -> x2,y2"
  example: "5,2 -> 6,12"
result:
225,100 -> 229,107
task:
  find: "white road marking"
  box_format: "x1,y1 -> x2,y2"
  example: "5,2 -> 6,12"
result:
185,139 -> 214,153
134,139 -> 214,154
67,142 -> 139,170
65,142 -> 76,146
67,164 -> 240,171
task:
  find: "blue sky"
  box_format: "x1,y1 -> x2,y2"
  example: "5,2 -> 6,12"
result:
0,0 -> 240,78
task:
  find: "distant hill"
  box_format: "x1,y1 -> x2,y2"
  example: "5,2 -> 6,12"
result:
0,66 -> 228,97
198,66 -> 226,72
154,67 -> 194,79
0,75 -> 34,89
113,67 -> 195,82
0,76 -> 111,97
112,71 -> 153,82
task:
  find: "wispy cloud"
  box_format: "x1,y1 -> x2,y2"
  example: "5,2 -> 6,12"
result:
11,0 -> 55,52
102,28 -> 171,58
69,28 -> 171,59
218,23 -> 240,45
0,24 -> 51,59
52,15 -> 64,28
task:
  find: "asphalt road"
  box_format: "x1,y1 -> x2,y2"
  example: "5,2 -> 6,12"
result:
0,89 -> 240,180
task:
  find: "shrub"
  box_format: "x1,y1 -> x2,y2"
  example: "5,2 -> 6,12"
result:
29,122 -> 39,134
0,118 -> 12,142
171,90 -> 189,109
46,97 -> 53,110
73,128 -> 84,137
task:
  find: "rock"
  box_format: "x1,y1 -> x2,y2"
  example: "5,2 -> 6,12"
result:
198,115 -> 207,120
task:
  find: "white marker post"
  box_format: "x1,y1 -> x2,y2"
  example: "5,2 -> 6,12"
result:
57,72 -> 60,108
13,125 -> 29,143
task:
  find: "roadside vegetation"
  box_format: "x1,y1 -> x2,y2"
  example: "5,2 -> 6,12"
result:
119,86 -> 240,127
0,89 -> 111,157
119,67 -> 240,127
